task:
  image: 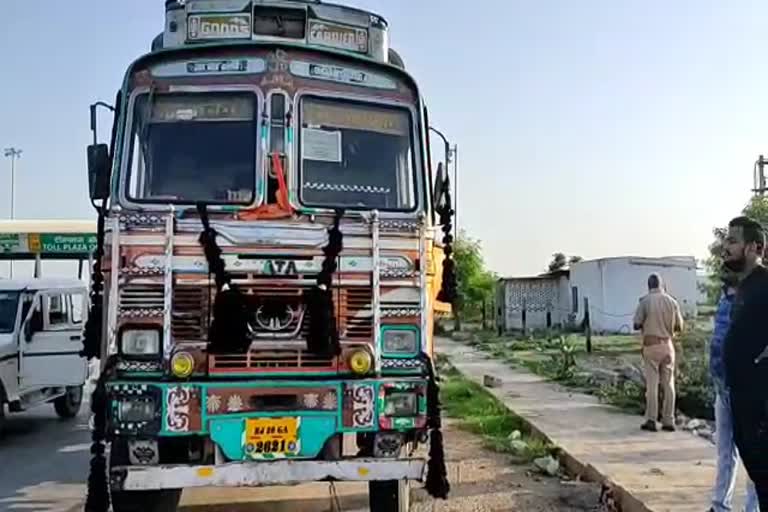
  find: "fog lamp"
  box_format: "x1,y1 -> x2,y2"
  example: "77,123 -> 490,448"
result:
170,351 -> 195,378
349,349 -> 372,375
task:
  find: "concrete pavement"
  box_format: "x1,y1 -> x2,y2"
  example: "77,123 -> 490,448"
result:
437,336 -> 750,512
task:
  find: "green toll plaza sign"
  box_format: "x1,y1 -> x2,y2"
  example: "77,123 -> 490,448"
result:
0,233 -> 96,255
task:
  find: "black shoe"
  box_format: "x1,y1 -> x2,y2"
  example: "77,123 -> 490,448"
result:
641,420 -> 658,432
662,424 -> 676,432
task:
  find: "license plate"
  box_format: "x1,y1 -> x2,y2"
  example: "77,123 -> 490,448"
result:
244,418 -> 299,458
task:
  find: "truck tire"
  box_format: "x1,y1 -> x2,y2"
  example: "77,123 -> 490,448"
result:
0,400 -> 6,438
110,441 -> 182,512
54,385 -> 83,419
369,480 -> 411,512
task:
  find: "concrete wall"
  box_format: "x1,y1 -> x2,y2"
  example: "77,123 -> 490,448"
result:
570,257 -> 698,333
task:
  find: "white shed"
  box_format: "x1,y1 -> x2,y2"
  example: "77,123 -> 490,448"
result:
496,270 -> 572,332
569,256 -> 698,334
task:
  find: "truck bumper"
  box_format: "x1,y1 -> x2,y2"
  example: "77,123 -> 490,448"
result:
110,458 -> 426,491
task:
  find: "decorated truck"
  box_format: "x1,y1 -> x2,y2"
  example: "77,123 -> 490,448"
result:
82,1 -> 456,511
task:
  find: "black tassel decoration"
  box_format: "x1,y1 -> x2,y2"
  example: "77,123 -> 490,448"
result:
197,204 -> 251,354
436,176 -> 457,304
82,198 -> 111,512
306,210 -> 344,356
81,200 -> 106,360
421,353 -> 450,499
84,356 -> 117,512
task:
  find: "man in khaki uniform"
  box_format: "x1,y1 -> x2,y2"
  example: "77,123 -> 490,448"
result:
633,273 -> 684,432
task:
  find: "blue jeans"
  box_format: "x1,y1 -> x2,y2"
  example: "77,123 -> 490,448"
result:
712,389 -> 760,512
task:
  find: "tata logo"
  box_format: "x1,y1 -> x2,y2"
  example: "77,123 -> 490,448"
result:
263,260 -> 300,275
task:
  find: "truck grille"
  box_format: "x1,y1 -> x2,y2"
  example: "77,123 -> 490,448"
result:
119,284 -> 164,311
209,349 -> 336,373
172,286 -> 210,341
169,284 -> 373,343
340,287 -> 373,340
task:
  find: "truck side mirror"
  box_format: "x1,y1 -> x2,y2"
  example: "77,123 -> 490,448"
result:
87,143 -> 110,200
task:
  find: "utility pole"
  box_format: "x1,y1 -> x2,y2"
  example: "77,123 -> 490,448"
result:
755,155 -> 768,196
452,144 -> 458,239
3,147 -> 22,279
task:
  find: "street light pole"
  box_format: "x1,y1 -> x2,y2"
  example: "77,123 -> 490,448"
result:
452,144 -> 458,239
3,147 -> 22,279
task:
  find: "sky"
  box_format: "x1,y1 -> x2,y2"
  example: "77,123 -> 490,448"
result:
1,0 -> 768,277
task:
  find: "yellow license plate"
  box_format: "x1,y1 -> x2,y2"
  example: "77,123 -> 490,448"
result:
244,418 -> 299,457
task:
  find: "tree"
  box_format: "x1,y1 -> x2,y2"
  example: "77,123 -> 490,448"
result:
704,195 -> 768,302
453,232 -> 497,330
547,253 -> 582,272
548,253 -> 568,272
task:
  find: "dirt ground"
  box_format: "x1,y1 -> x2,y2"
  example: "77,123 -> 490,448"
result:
411,420 -> 602,512
179,421 -> 602,512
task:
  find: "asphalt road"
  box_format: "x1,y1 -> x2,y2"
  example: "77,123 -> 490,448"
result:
0,400 -> 90,512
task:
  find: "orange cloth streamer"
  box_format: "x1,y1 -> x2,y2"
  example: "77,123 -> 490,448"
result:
238,153 -> 294,220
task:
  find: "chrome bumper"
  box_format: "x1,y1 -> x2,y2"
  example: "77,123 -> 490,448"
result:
110,458 -> 426,491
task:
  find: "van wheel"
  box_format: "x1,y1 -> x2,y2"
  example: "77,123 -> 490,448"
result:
109,439 -> 182,512
54,386 -> 83,419
369,480 -> 411,512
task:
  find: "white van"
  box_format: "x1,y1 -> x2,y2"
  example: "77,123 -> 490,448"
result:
0,279 -> 89,434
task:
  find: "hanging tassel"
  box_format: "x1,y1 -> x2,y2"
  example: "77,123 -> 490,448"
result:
306,210 -> 344,356
81,200 -> 107,360
421,354 -> 450,499
197,204 -> 251,354
436,176 -> 457,304
84,356 -> 117,512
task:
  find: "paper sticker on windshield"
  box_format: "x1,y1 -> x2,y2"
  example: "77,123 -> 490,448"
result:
302,129 -> 342,163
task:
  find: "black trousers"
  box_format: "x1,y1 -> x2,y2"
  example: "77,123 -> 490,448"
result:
731,392 -> 768,509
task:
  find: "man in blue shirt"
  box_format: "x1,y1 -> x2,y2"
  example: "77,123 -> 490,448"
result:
709,274 -> 758,512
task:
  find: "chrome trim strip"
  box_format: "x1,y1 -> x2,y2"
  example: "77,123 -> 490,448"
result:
163,210 -> 174,362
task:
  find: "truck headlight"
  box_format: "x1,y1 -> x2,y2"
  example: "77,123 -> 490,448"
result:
382,329 -> 418,355
383,392 -> 418,417
118,399 -> 156,423
121,330 -> 160,357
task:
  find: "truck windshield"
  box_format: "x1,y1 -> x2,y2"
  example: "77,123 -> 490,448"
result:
299,97 -> 416,211
126,92 -> 257,204
0,292 -> 19,334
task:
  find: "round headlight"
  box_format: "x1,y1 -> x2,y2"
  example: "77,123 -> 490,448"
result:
170,351 -> 195,379
349,349 -> 373,375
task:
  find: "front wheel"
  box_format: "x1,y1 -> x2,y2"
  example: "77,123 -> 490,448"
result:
109,441 -> 182,512
369,480 -> 411,512
54,386 -> 83,419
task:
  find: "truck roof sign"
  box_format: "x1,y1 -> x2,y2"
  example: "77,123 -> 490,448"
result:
160,0 -> 390,65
